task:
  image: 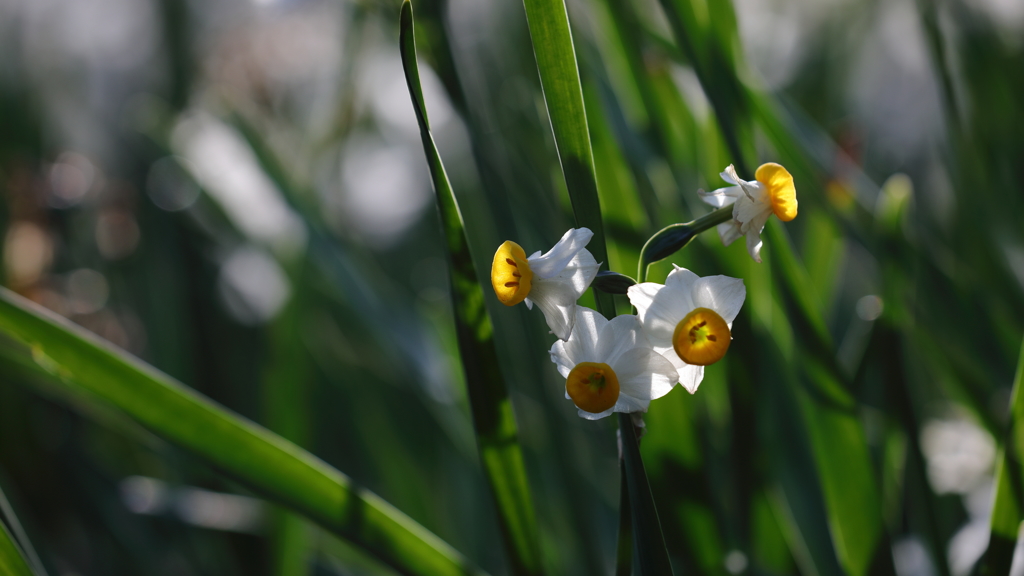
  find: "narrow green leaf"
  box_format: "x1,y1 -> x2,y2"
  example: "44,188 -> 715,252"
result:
978,335 -> 1024,575
400,3 -> 544,574
764,223 -> 884,576
658,0 -> 754,174
0,288 -> 487,576
0,521 -> 34,576
519,0 -> 613,316
516,0 -> 676,570
0,482 -> 45,576
263,280 -> 316,576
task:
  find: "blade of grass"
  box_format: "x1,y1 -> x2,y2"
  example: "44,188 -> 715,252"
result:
519,0 -> 614,316
516,0 -> 675,570
657,0 -> 754,175
657,0 -> 890,560
764,222 -> 885,576
0,288 -> 487,576
619,413 -> 674,575
0,520 -> 33,576
400,3 -> 544,574
977,335 -> 1024,576
263,271 -> 316,576
0,484 -> 43,576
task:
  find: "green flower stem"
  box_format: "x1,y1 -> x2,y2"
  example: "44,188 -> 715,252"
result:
637,206 -> 733,282
618,414 -> 673,575
610,205 -> 734,574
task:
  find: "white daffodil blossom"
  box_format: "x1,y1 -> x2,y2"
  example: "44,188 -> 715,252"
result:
627,265 -> 746,394
549,306 -> 679,420
699,163 -> 797,263
491,228 -> 600,341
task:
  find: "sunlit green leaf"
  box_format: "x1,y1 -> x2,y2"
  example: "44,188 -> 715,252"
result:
400,3 -> 544,574
765,223 -> 884,576
978,336 -> 1024,575
519,0 -> 614,316
0,287 -> 487,576
516,0 -> 677,570
0,521 -> 34,576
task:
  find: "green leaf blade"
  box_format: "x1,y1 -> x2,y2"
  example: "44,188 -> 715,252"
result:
764,224 -> 885,576
0,288 -> 486,576
516,0 -> 674,570
979,335 -> 1024,575
519,0 -> 613,316
400,3 -> 545,574
0,521 -> 34,576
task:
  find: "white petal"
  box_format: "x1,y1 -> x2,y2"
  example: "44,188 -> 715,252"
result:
549,340 -> 575,378
613,347 -> 679,401
691,276 -> 746,324
717,221 -> 743,246
596,315 -> 642,368
698,186 -> 741,208
678,363 -> 705,394
527,294 -> 574,340
654,345 -> 705,393
550,306 -> 606,364
528,251 -> 599,340
559,249 -> 600,295
527,228 -> 593,280
721,164 -> 741,185
746,230 -> 764,263
665,265 -> 699,293
576,392 -> 649,420
626,282 -> 660,319
527,281 -> 578,341
733,191 -> 770,226
627,281 -> 692,346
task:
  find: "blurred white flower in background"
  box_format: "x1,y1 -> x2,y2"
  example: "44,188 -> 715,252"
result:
918,414 -> 1024,576
172,112 -> 308,257
217,245 -> 291,325
920,417 -> 995,495
338,137 -> 431,248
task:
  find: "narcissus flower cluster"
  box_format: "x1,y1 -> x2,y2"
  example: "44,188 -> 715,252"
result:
491,229 -> 745,419
490,162 -> 794,420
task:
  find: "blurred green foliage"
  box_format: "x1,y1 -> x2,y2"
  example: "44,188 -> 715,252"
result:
1,0 -> 1023,574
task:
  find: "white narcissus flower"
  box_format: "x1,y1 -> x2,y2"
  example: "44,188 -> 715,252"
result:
699,163 -> 797,263
491,228 -> 600,341
627,266 -> 746,394
549,307 -> 679,420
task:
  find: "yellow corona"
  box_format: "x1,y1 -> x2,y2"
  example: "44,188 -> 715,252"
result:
566,362 -> 620,414
672,307 -> 731,366
755,162 -> 798,222
491,240 -> 533,306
